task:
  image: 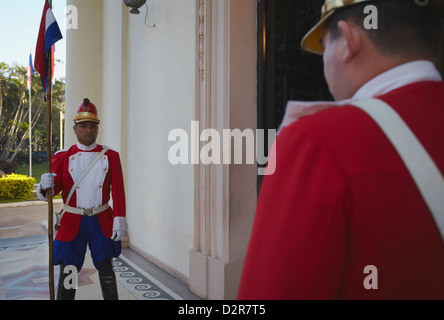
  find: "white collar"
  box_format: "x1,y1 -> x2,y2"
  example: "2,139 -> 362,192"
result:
277,60 -> 442,135
352,60 -> 442,100
77,142 -> 98,151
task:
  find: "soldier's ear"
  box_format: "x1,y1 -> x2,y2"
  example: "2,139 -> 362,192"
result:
337,20 -> 362,62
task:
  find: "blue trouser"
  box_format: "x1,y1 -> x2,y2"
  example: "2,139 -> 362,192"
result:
54,215 -> 121,270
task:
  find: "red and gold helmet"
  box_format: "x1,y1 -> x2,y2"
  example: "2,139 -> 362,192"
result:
73,98 -> 100,124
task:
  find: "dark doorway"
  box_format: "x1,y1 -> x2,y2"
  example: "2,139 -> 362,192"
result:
257,0 -> 332,132
257,0 -> 333,187
440,22 -> 444,76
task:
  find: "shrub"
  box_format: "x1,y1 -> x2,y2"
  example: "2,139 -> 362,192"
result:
0,174 -> 36,199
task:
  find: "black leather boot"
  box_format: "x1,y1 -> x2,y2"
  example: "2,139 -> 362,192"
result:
97,259 -> 119,300
56,265 -> 77,300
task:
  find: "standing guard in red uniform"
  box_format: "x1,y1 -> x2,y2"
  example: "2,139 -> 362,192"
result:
37,98 -> 127,300
238,0 -> 444,299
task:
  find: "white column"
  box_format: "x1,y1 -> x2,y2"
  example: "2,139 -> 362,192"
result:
65,0 -> 102,147
99,1 -> 127,153
190,0 -> 257,300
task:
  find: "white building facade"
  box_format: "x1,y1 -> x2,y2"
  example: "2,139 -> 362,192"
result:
65,0 -> 258,300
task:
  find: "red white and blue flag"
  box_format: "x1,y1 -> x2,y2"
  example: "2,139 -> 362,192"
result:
34,0 -> 63,96
27,52 -> 34,94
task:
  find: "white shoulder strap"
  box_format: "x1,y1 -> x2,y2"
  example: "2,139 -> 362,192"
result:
65,147 -> 109,205
351,98 -> 444,242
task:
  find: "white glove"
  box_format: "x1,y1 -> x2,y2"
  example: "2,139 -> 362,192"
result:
111,230 -> 124,242
41,173 -> 57,190
111,217 -> 127,242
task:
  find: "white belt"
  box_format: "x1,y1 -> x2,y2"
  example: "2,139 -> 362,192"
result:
63,203 -> 110,216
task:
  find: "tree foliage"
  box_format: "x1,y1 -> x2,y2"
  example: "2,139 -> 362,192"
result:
0,62 -> 65,163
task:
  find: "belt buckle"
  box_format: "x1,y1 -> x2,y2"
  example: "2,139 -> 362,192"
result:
83,208 -> 94,216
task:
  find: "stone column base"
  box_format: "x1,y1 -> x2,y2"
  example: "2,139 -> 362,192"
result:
189,249 -> 244,300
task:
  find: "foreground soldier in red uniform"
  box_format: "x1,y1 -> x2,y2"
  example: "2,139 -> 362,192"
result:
238,0 -> 444,299
37,98 -> 127,300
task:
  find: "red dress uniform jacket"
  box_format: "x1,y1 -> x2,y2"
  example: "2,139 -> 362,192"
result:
51,144 -> 126,242
238,81 -> 444,300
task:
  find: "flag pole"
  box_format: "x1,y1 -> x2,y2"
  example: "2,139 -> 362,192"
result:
29,87 -> 32,178
29,43 -> 33,179
46,0 -> 55,301
29,84 -> 32,178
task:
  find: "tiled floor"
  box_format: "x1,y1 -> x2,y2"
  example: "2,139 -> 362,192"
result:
0,207 -> 200,301
0,235 -> 200,300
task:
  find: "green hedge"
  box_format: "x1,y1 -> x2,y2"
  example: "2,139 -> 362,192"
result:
0,174 -> 36,199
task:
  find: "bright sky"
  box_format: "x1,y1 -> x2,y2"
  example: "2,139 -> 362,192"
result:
0,0 -> 67,80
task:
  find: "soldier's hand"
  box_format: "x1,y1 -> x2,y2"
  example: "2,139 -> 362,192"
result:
111,230 -> 124,242
111,217 -> 126,242
41,173 -> 57,190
